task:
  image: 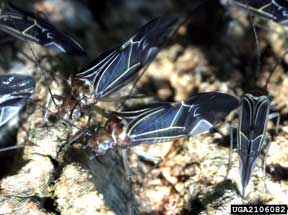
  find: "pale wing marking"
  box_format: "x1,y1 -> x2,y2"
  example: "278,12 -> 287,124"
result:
127,107 -> 167,136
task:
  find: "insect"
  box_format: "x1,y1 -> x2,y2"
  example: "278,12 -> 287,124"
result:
0,74 -> 35,152
74,16 -> 179,102
231,0 -> 288,25
68,92 -> 240,173
0,3 -> 86,56
227,93 -> 280,197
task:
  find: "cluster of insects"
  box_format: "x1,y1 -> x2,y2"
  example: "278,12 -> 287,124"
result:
0,0 -> 286,200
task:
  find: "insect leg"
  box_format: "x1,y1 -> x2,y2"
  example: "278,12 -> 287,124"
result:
57,128 -> 92,156
121,149 -> 132,180
131,147 -> 162,165
268,112 -> 280,134
78,103 -> 109,120
226,125 -> 236,180
42,95 -> 53,124
0,144 -> 25,152
262,134 -> 271,193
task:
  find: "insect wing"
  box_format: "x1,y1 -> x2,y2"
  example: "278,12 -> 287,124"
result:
0,4 -> 38,42
114,103 -> 170,121
238,94 -> 270,193
232,0 -> 288,25
76,16 -> 179,99
76,47 -> 119,87
179,92 -> 239,136
132,16 -> 179,65
0,3 -> 86,55
126,92 -> 239,145
0,74 -> 35,127
126,104 -> 184,144
192,92 -> 240,129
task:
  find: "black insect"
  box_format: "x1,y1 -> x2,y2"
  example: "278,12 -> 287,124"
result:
0,3 -> 86,56
75,16 -> 179,101
84,92 -> 240,156
0,74 -> 35,127
228,93 -> 279,196
232,0 -> 288,25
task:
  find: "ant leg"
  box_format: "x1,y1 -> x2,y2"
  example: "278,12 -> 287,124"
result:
263,135 -> 271,193
122,149 -> 132,180
226,125 -> 236,180
268,112 -> 280,134
131,147 -> 162,165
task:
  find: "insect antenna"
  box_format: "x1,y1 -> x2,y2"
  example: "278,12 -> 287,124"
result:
229,0 -> 288,90
264,49 -> 288,89
23,37 -> 59,109
243,0 -> 262,79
